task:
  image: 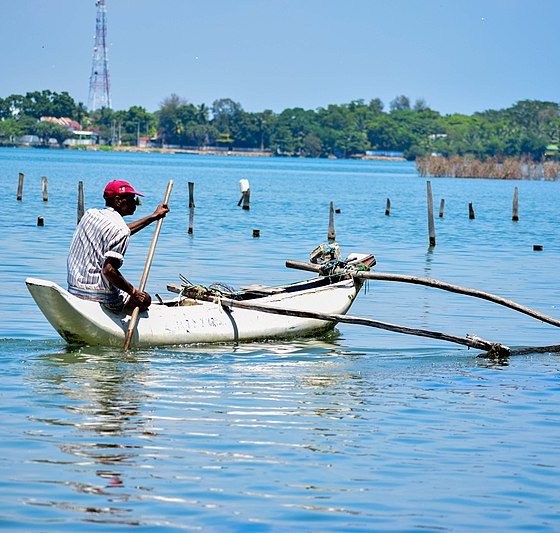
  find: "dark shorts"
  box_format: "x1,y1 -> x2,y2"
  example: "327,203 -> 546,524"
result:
102,290 -> 131,313
69,285 -> 129,314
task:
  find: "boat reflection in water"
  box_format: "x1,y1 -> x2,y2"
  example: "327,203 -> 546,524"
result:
26,348 -> 153,521
23,335 -> 371,527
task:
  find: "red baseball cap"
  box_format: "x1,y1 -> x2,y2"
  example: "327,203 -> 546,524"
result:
103,180 -> 144,198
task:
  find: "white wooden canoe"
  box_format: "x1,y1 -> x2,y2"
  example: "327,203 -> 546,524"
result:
25,273 -> 367,348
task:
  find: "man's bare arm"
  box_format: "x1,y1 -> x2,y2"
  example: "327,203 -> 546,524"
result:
102,258 -> 135,294
102,258 -> 152,310
127,204 -> 169,235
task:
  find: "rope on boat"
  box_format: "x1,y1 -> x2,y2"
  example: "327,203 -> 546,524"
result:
175,248 -> 372,305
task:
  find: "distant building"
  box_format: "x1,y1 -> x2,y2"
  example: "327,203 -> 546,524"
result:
40,116 -> 82,131
63,131 -> 97,146
40,116 -> 98,146
138,136 -> 151,148
18,135 -> 41,146
365,150 -> 405,158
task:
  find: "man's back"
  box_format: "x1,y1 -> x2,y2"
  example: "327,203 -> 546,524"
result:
67,207 -> 130,301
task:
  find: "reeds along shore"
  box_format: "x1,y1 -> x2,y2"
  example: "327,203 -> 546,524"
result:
416,156 -> 560,181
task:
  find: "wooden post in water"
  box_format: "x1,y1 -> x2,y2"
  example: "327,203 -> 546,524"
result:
468,202 -> 475,220
41,176 -> 48,202
16,172 -> 24,201
188,181 -> 195,234
512,186 -> 519,221
239,179 -> 250,210
77,181 -> 84,224
37,216 -> 44,226
242,189 -> 250,210
188,181 -> 195,208
385,198 -> 391,216
328,201 -> 336,242
188,209 -> 194,235
439,198 -> 445,218
426,181 -> 436,247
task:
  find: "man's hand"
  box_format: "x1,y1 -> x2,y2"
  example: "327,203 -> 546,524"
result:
153,203 -> 169,220
130,289 -> 152,311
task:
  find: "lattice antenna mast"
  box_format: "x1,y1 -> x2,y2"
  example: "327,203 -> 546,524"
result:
88,0 -> 111,111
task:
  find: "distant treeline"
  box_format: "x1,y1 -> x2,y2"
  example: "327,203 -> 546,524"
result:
0,90 -> 559,160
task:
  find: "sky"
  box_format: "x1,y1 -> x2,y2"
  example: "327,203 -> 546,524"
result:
0,0 -> 558,115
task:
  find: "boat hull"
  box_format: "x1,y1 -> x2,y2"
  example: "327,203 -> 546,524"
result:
25,277 -> 363,348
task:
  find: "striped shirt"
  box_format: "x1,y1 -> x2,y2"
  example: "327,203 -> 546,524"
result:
67,207 -> 131,305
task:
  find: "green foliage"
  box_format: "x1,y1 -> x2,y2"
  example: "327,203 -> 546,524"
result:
0,118 -> 22,142
1,89 -> 559,159
390,95 -> 411,112
32,121 -> 72,145
0,90 -> 82,120
0,90 -> 89,146
155,94 -> 213,147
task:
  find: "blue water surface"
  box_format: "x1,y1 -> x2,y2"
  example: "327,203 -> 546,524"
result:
0,147 -> 559,531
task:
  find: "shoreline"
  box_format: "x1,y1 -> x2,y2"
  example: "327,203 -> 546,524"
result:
0,144 -> 407,161
109,146 -> 274,157
97,145 -> 407,161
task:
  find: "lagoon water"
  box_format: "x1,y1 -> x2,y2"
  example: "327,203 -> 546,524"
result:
0,147 -> 559,531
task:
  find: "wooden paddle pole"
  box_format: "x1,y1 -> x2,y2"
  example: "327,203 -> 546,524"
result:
123,180 -> 174,351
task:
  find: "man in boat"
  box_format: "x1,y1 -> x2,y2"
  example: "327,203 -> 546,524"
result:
67,180 -> 169,313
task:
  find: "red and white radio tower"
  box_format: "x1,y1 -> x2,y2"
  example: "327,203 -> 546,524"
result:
88,0 -> 111,110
